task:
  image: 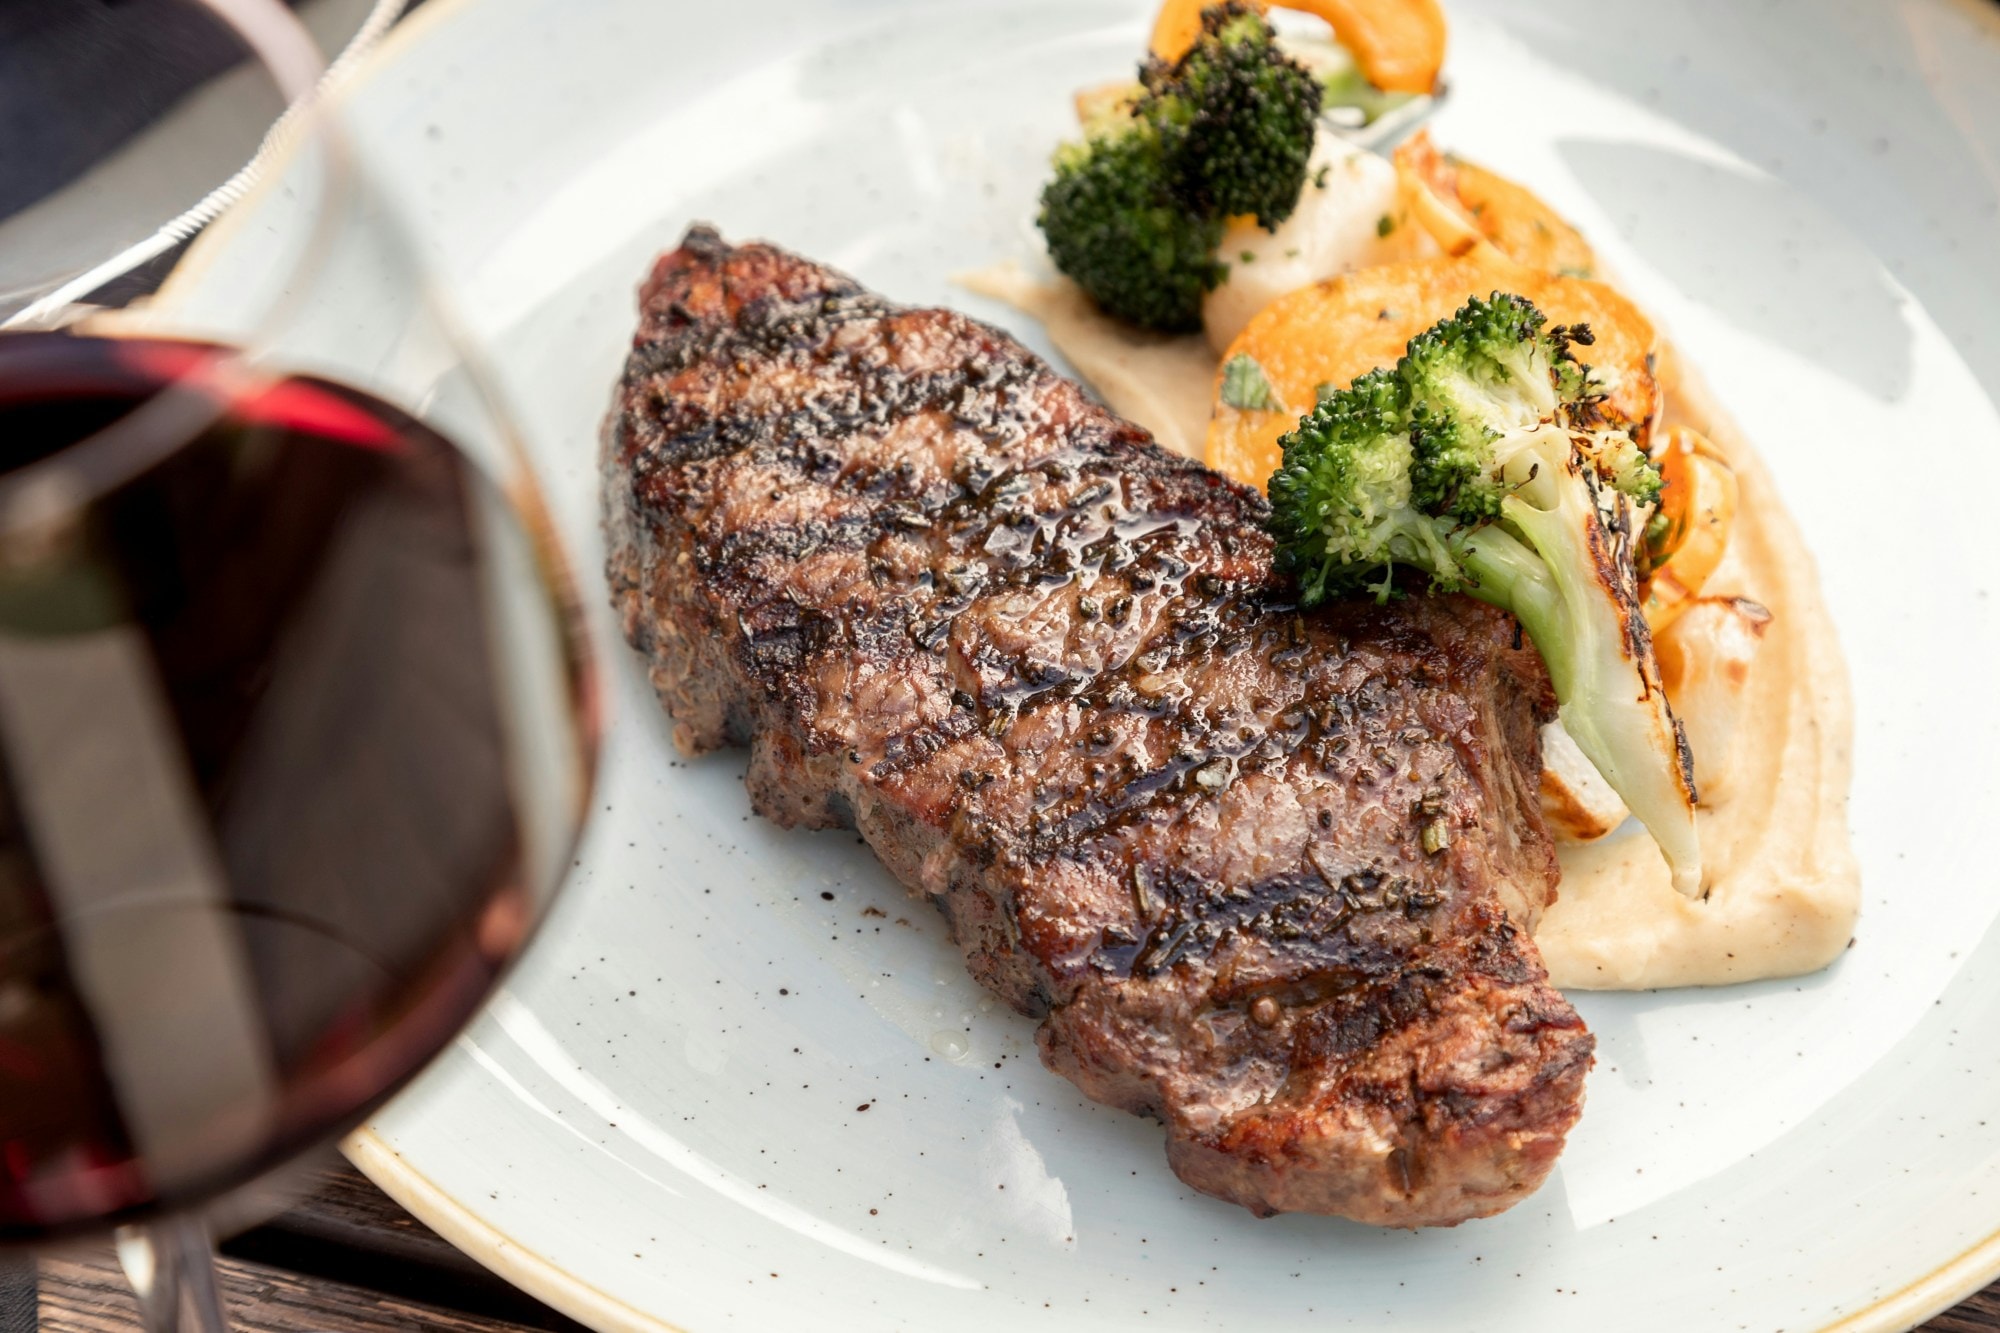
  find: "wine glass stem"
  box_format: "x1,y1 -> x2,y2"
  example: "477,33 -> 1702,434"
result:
115,1218 -> 231,1332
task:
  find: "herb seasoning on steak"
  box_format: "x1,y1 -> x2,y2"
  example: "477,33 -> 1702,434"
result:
602,227 -> 1594,1225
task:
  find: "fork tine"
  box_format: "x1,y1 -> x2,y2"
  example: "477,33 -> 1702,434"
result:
1327,81 -> 1448,154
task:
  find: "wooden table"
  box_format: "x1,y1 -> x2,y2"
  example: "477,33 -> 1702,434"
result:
7,1162 -> 2000,1330
14,1163 -> 586,1332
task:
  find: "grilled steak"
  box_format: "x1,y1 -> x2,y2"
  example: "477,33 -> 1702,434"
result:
603,227 -> 1593,1225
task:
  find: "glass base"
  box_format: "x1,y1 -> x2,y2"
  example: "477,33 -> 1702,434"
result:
116,1218 -> 229,1332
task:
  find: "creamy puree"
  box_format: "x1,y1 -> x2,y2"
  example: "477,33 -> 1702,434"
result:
964,264 -> 1220,459
960,264 -> 1859,990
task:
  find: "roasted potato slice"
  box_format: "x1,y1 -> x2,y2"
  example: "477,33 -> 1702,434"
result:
1205,247 -> 1658,490
1149,0 -> 1446,94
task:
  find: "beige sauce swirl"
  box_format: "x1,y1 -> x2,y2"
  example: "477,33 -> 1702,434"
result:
960,264 -> 1859,990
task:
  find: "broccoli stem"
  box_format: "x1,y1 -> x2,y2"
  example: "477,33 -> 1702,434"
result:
1318,66 -> 1416,127
1454,483 -> 1702,897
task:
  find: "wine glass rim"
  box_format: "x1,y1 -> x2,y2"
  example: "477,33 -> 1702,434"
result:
1,0 -> 412,332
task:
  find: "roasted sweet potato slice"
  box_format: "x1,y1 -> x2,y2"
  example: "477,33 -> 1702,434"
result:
1149,0 -> 1446,93
1205,249 -> 1659,490
1395,138 -> 1483,257
1642,426 -> 1739,631
1451,161 -> 1597,278
1390,131 -> 1469,232
1300,0 -> 1446,92
1148,0 -> 1225,66
1392,131 -> 1597,277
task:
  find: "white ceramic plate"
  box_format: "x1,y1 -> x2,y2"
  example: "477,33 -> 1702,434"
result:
151,0 -> 2000,1328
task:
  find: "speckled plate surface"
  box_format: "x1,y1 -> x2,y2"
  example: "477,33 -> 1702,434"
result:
151,0 -> 2000,1328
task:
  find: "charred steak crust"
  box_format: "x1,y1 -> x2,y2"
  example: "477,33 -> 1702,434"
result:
603,226 -> 1594,1226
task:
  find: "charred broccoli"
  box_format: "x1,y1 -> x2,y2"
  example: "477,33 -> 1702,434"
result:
1145,3 -> 1323,229
1267,293 -> 1702,895
1037,4 -> 1320,328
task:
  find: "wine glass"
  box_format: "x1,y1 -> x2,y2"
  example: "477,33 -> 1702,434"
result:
0,2 -> 599,1328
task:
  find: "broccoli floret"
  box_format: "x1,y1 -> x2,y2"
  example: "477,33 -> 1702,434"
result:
1269,368 -> 1456,603
1400,296 -> 1608,521
1268,293 -> 1701,896
1037,4 -> 1319,325
1036,123 -> 1226,333
1143,4 -> 1322,230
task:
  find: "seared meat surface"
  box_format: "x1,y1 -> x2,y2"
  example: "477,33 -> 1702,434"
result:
603,227 -> 1593,1225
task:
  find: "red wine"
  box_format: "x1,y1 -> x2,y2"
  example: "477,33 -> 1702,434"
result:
0,331 -> 592,1242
